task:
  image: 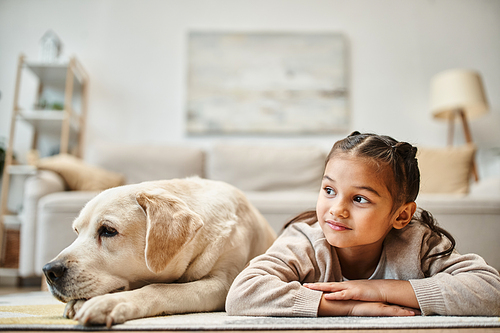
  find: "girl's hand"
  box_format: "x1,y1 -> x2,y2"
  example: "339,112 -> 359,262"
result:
305,280 -> 420,311
305,280 -> 385,302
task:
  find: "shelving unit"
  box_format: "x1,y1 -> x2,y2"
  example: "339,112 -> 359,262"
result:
0,54 -> 88,268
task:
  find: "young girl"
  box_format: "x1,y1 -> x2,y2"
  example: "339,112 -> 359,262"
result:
226,132 -> 500,317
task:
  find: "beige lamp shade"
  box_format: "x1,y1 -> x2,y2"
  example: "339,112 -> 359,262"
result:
430,69 -> 489,120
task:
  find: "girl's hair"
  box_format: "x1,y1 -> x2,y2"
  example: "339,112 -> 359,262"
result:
285,131 -> 455,259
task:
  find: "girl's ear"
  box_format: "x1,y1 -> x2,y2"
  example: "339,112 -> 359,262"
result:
393,202 -> 417,229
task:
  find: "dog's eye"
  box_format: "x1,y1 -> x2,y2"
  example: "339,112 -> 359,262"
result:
99,225 -> 118,238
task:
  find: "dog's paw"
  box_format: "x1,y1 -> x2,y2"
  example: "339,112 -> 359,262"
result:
73,293 -> 142,327
63,299 -> 86,319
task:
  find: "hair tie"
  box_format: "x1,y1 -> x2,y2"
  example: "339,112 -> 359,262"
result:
392,142 -> 417,160
348,131 -> 361,137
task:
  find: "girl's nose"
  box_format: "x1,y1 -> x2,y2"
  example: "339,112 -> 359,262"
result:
329,200 -> 349,219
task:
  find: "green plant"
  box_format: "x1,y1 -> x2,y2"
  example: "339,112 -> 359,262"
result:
0,140 -> 5,176
52,102 -> 64,110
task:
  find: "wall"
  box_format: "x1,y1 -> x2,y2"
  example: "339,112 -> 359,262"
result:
1,0 -> 499,176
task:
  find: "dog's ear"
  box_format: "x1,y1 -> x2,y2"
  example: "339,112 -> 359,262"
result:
136,190 -> 204,274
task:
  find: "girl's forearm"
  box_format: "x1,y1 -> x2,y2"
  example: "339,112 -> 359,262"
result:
318,294 -> 417,317
378,280 -> 419,309
318,296 -> 354,316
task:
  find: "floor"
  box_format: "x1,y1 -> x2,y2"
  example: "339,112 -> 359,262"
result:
0,285 -> 499,333
0,285 -> 41,295
0,266 -> 44,295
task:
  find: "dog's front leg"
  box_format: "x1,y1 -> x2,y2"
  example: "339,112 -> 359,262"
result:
63,299 -> 86,319
73,275 -> 230,327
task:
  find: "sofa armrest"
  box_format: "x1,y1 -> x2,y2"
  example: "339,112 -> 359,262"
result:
18,170 -> 66,277
35,191 -> 98,275
24,170 -> 66,199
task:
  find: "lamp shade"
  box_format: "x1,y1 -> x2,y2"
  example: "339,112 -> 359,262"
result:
430,69 -> 489,120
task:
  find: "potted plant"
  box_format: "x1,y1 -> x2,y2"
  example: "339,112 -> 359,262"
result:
0,138 -> 5,177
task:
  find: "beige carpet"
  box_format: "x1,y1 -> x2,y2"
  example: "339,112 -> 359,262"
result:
0,291 -> 499,330
0,291 -> 76,327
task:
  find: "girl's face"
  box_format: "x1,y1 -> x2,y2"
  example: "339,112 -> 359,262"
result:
316,155 -> 403,251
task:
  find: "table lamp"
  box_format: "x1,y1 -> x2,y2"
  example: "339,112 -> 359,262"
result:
430,69 -> 489,181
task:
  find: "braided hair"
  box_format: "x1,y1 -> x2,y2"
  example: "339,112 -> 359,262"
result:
285,131 -> 455,259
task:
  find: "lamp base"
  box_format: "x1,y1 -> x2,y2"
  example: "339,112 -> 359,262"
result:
447,108 -> 479,182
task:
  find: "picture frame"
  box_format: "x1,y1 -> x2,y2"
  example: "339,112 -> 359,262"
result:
186,32 -> 349,135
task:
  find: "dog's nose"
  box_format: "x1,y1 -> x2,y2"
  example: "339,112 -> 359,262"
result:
43,261 -> 67,284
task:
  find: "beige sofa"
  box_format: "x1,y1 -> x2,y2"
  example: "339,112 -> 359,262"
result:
18,143 -> 500,279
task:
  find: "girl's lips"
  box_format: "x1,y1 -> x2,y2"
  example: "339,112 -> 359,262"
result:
326,220 -> 352,231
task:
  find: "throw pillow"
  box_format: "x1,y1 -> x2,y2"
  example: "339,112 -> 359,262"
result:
85,143 -> 205,184
417,144 -> 476,194
37,154 -> 125,191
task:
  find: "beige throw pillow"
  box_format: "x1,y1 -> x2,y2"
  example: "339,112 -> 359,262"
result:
417,144 -> 476,194
37,154 -> 125,191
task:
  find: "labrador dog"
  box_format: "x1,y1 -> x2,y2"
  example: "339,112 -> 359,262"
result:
43,177 -> 276,327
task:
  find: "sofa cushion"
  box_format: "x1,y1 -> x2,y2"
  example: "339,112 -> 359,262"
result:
86,144 -> 205,184
417,144 -> 475,194
244,191 -> 319,233
37,154 -> 126,191
469,176 -> 500,197
417,194 -> 500,214
208,144 -> 326,192
37,191 -> 99,213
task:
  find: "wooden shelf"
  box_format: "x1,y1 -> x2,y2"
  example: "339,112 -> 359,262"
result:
25,61 -> 85,87
17,109 -> 81,133
0,267 -> 19,277
0,54 -> 89,267
2,215 -> 21,229
6,165 -> 37,176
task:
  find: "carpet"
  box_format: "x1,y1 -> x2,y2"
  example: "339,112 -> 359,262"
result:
0,291 -> 499,331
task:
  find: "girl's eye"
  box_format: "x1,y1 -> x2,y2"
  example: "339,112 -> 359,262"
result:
324,187 -> 336,196
99,225 -> 118,238
354,196 -> 369,204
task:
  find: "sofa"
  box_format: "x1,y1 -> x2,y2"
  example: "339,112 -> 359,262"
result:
17,143 -> 500,279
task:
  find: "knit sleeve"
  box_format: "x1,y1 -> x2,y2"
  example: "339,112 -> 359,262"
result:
409,230 -> 500,316
225,223 -> 329,317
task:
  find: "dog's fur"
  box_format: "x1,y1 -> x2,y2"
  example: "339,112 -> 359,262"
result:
43,177 -> 276,327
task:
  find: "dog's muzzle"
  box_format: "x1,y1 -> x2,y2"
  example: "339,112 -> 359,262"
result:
42,260 -> 76,302
43,261 -> 67,286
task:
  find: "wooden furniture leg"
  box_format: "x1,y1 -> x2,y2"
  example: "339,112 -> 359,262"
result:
459,109 -> 479,181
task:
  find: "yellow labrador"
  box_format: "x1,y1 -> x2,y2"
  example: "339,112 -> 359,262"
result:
43,177 -> 276,327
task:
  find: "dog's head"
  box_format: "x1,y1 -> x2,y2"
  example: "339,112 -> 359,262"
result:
43,183 -> 204,302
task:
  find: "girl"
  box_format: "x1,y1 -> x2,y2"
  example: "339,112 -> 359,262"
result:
226,132 -> 500,317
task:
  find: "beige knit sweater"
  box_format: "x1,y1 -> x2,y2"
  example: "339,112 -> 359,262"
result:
226,221 -> 500,316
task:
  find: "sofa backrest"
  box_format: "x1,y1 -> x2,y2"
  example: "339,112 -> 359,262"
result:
86,144 -> 205,184
208,144 -> 326,192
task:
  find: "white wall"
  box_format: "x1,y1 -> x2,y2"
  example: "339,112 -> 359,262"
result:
1,0 -> 500,176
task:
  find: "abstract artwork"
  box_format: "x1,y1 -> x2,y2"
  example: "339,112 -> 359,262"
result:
186,32 -> 348,134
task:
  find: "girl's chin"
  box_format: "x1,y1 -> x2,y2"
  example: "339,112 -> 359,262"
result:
322,230 -> 352,248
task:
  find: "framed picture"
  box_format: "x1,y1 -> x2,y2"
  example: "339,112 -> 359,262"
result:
186,32 -> 348,134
